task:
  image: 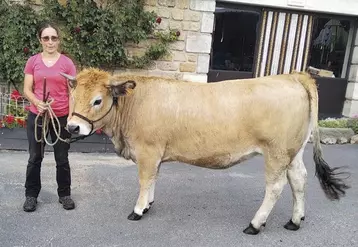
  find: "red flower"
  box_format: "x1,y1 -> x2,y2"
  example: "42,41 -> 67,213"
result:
156,17 -> 162,24
10,90 -> 22,100
5,115 -> 15,124
23,47 -> 29,54
74,27 -> 81,33
16,118 -> 25,127
25,105 -> 30,111
95,129 -> 102,134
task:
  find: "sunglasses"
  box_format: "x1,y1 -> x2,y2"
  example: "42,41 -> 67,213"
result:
41,36 -> 59,42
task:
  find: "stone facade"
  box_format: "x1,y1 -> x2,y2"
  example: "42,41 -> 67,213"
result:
121,0 -> 215,82
343,33 -> 358,117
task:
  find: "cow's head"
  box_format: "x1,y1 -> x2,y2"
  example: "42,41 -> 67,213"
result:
61,68 -> 136,135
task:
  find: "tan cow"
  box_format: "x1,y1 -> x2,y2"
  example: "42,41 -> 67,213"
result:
61,68 -> 349,235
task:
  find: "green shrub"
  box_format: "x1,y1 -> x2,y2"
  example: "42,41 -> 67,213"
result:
318,117 -> 358,134
0,1 -> 40,91
347,118 -> 358,134
318,118 -> 348,128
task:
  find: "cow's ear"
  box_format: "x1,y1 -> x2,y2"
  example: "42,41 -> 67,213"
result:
60,72 -> 77,88
110,80 -> 136,97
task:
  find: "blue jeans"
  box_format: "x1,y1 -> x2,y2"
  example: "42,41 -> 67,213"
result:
25,111 -> 72,198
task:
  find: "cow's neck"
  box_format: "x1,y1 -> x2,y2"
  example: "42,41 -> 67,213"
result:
102,97 -> 126,138
103,96 -> 134,158
102,109 -> 118,138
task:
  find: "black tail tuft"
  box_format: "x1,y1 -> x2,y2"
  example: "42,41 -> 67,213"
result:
314,153 -> 350,200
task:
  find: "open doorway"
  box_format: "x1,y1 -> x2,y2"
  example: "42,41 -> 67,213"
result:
208,5 -> 261,82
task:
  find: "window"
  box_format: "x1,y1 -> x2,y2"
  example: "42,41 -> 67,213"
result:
210,8 -> 260,72
308,17 -> 352,78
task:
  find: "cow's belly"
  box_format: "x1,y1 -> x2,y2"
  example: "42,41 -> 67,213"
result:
167,147 -> 262,169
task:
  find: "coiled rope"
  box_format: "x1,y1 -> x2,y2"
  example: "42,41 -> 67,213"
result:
34,99 -> 69,145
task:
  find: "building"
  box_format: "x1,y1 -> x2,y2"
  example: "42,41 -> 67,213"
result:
139,0 -> 358,118
211,0 -> 358,119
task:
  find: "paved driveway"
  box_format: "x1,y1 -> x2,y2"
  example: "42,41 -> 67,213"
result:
0,144 -> 357,247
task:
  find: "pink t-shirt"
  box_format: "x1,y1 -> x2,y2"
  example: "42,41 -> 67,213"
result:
24,53 -> 76,117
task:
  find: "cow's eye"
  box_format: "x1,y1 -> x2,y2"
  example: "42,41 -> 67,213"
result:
93,99 -> 102,106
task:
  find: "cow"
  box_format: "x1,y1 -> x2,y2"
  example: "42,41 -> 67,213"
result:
61,68 -> 349,235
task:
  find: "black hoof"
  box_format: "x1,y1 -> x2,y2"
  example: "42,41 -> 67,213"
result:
127,211 -> 142,221
284,220 -> 300,231
243,223 -> 260,235
143,201 -> 154,214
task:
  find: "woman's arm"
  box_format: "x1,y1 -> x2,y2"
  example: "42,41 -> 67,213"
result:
23,74 -> 47,113
66,58 -> 77,121
23,74 -> 38,105
67,83 -> 74,120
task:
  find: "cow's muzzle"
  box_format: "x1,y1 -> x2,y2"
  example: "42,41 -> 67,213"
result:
67,124 -> 80,134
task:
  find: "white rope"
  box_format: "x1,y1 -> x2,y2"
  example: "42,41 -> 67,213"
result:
34,99 -> 69,145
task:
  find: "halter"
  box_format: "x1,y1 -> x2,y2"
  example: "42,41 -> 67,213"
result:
67,96 -> 118,143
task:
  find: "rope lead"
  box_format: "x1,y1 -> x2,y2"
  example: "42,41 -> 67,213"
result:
34,99 -> 70,145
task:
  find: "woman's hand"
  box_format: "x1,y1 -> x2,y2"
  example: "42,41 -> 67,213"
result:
35,100 -> 48,114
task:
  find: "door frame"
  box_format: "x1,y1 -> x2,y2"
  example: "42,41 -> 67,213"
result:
208,2 -> 264,82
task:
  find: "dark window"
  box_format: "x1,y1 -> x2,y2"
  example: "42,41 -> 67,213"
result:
308,17 -> 351,78
210,8 -> 260,72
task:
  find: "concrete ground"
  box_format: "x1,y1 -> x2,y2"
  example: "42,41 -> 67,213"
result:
0,144 -> 357,247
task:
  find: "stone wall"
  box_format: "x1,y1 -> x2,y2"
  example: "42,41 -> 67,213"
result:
343,32 -> 358,117
120,0 -> 215,82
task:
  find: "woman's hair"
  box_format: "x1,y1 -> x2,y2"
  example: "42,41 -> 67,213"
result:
37,22 -> 60,39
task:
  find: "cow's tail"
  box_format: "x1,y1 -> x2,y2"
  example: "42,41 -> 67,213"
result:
294,71 -> 350,201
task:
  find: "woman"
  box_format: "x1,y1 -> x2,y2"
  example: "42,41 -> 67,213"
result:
22,22 -> 76,212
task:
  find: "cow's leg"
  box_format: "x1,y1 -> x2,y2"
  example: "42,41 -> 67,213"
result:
127,156 -> 160,221
143,164 -> 161,214
243,153 -> 289,235
284,150 -> 307,231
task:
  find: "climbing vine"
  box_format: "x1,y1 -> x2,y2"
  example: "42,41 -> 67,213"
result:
0,1 -> 40,90
0,0 -> 179,89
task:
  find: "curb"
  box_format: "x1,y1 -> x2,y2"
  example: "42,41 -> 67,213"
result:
308,127 -> 358,144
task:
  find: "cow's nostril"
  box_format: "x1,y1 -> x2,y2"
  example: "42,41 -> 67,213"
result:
68,125 -> 80,134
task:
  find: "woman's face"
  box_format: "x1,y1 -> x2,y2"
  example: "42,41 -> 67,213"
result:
39,27 -> 59,54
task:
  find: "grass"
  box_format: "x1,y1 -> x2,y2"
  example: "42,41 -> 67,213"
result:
318,117 -> 358,134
